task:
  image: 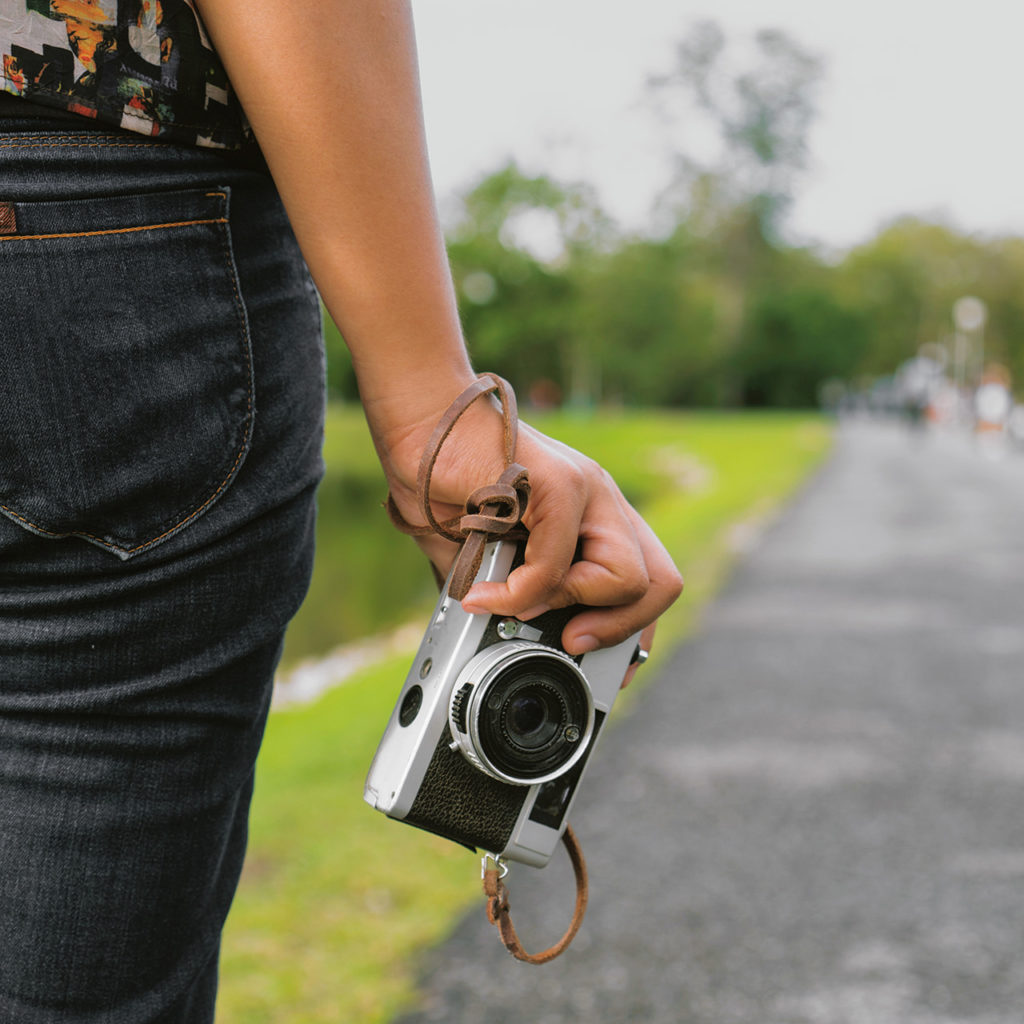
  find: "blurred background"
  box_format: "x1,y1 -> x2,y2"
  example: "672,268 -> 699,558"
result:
323,1 -> 1024,421
216,4 -> 1024,1020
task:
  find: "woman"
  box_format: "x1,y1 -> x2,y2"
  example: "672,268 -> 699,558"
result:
0,2 -> 682,1019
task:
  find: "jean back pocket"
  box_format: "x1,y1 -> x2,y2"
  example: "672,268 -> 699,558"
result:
0,186 -> 254,558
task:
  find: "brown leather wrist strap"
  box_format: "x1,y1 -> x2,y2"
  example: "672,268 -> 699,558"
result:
482,825 -> 589,964
385,373 -> 531,600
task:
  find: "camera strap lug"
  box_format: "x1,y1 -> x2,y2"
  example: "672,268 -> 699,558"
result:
480,852 -> 509,880
481,824 -> 589,965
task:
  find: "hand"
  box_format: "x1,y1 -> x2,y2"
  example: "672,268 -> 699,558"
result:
378,391 -> 683,659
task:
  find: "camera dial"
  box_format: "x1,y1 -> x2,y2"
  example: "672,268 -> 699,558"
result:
447,640 -> 595,786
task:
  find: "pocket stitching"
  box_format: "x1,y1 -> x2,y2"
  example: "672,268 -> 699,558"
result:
0,216 -> 227,243
0,188 -> 256,557
0,439 -> 248,554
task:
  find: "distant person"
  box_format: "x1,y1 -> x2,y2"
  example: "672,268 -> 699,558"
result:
0,1 -> 682,1020
974,366 -> 1013,434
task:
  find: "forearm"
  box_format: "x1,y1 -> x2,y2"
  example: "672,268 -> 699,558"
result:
194,0 -> 477,448
194,0 -> 683,650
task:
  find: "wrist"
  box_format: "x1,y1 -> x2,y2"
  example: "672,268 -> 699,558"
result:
358,362 -> 477,457
365,371 -> 513,510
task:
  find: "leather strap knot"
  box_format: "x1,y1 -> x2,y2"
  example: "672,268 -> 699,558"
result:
460,464 -> 531,536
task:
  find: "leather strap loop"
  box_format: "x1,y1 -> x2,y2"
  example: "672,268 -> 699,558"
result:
413,373 -> 520,543
482,825 -> 589,964
385,493 -> 457,538
385,374 -> 529,600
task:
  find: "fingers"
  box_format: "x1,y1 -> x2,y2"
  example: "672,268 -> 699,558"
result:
462,472 -> 682,656
559,521 -> 682,655
403,412 -> 682,658
499,486 -> 590,614
463,486 -> 646,618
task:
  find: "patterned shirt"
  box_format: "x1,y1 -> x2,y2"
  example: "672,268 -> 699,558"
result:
0,0 -> 251,149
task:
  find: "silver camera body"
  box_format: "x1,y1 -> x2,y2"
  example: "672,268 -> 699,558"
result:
364,538 -> 639,868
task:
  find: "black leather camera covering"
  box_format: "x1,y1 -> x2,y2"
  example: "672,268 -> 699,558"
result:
405,731 -> 525,852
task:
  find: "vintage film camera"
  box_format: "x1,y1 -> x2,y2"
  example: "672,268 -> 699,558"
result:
364,538 -> 640,867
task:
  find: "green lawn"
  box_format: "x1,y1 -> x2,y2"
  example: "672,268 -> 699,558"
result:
217,407 -> 831,1023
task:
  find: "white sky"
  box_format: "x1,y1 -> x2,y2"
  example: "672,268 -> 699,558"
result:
412,1 -> 1024,253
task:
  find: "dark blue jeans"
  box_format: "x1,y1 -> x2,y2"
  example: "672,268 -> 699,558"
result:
0,119 -> 326,1022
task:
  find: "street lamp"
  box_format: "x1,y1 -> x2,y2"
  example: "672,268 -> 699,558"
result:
952,296 -> 987,414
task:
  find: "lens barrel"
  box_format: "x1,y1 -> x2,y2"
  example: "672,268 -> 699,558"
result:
449,641 -> 594,785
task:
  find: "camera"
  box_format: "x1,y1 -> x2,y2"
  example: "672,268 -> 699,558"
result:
364,538 -> 640,868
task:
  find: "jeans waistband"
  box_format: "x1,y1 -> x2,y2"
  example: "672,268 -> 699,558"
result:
0,110 -> 270,176
0,91 -> 84,123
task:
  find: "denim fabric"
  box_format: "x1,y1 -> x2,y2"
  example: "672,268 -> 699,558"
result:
0,118 -> 326,1022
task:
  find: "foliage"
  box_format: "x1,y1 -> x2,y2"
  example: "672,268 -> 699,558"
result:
737,285 -> 869,407
835,218 -> 1024,385
445,161 -> 612,406
218,407 -> 832,1024
431,166 -> 1024,408
323,313 -> 358,402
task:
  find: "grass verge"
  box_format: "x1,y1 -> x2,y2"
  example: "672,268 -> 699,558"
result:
218,408 -> 831,1023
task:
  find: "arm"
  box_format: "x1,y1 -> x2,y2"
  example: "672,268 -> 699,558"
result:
193,0 -> 681,656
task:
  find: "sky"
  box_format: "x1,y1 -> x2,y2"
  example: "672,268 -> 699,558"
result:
412,1 -> 1024,253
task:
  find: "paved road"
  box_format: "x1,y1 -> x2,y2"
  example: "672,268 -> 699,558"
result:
396,423 -> 1024,1024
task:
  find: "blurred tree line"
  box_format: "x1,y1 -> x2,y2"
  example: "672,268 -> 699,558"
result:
325,21 -> 1024,408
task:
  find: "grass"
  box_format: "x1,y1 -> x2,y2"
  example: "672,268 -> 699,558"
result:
217,406 -> 831,1023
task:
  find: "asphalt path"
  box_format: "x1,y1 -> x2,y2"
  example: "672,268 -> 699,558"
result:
395,422 -> 1024,1024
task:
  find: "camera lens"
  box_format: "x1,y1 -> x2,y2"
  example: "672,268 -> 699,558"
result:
505,689 -> 560,749
475,653 -> 591,782
509,694 -> 547,742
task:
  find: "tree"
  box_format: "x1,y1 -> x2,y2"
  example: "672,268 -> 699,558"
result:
736,286 -> 868,406
642,20 -> 826,405
646,20 -> 823,241
575,231 -> 724,406
446,161 -> 614,406
834,219 -> 1024,392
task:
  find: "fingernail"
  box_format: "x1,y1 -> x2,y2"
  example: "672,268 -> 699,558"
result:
570,635 -> 600,655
